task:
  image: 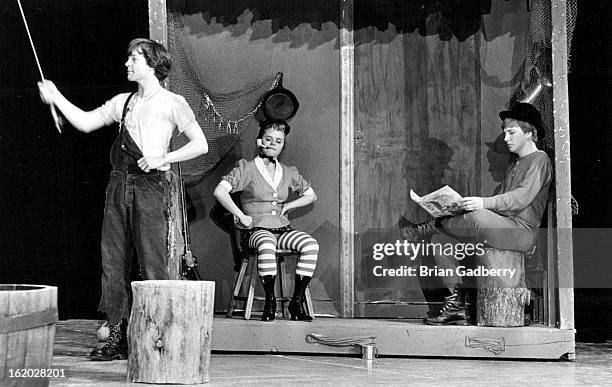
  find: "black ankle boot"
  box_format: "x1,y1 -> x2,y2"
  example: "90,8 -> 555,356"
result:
261,275 -> 277,322
90,320 -> 128,361
399,217 -> 439,243
289,275 -> 313,321
423,288 -> 467,326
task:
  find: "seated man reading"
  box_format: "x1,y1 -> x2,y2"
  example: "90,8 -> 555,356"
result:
400,103 -> 552,325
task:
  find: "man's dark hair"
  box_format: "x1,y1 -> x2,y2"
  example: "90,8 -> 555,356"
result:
126,38 -> 172,81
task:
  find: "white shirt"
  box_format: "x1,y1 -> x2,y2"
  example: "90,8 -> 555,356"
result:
96,89 -> 199,169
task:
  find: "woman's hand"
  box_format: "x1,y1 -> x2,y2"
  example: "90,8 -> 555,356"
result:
459,197 -> 484,212
280,204 -> 292,217
279,191 -> 317,217
238,214 -> 253,228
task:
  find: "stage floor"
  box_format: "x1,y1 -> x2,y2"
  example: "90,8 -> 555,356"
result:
49,319 -> 610,386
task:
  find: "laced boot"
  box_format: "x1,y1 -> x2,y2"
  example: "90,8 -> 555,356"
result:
261,275 -> 277,321
288,275 -> 313,321
399,217 -> 439,243
423,288 -> 467,326
90,320 -> 128,361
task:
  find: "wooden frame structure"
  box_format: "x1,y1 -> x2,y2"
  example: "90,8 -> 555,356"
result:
149,0 -> 575,359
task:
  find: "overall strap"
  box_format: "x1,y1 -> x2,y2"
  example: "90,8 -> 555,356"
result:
109,92 -> 138,171
119,92 -> 136,130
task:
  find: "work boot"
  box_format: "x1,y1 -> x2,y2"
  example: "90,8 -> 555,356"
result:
90,320 -> 127,361
423,288 -> 467,326
261,275 -> 277,322
288,275 -> 313,321
399,217 -> 439,243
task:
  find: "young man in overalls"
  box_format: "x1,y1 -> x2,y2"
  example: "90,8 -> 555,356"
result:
38,38 -> 208,359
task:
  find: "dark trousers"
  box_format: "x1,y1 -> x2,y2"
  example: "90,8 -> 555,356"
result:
441,209 -> 535,252
433,209 -> 536,289
98,170 -> 170,325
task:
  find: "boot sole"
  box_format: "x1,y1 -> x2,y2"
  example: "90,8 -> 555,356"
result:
290,316 -> 313,322
89,347 -> 128,361
423,319 -> 468,326
89,353 -> 127,361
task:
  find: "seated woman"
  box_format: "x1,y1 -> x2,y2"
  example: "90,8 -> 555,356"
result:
213,120 -> 319,322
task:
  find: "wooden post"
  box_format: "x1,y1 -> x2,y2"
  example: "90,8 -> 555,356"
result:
165,171 -> 183,280
148,0 -> 167,48
546,204 -> 557,327
127,280 -> 215,384
148,0 -> 184,280
477,249 -> 529,327
550,0 -> 575,331
339,0 -> 355,318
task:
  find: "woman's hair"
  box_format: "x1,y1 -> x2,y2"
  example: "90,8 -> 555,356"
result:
256,120 -> 291,139
126,38 -> 172,81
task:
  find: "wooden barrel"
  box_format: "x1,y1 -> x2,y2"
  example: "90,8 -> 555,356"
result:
476,249 -> 529,327
0,285 -> 58,387
127,280 -> 215,384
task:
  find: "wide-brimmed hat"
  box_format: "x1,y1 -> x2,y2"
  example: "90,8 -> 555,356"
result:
499,102 -> 544,138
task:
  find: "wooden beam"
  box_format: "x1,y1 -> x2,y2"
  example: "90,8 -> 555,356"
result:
339,0 -> 355,318
546,205 -> 558,327
148,0 -> 184,280
149,0 -> 168,91
211,317 -> 575,359
148,0 -> 168,47
550,0 -> 574,330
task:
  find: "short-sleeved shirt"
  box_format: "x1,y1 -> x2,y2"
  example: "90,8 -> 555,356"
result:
219,157 -> 314,229
96,89 -> 199,170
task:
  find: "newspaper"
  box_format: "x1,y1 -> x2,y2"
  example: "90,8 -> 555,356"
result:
409,185 -> 465,218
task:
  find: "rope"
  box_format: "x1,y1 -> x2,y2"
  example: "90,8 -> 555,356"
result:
465,336 -> 506,355
16,0 -> 62,133
305,333 -> 376,348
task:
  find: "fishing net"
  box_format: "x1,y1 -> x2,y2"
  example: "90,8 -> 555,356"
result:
516,0 -> 579,214
515,0 -> 577,150
166,11 -> 281,178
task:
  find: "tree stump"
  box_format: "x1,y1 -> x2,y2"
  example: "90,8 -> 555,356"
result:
127,280 -> 215,384
476,248 -> 529,327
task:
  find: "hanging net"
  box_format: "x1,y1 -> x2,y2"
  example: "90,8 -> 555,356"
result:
517,0 -> 579,214
166,11 -> 281,178
515,0 -> 578,150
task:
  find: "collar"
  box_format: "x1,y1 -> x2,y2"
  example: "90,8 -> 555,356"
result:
254,156 -> 283,191
258,150 -> 277,164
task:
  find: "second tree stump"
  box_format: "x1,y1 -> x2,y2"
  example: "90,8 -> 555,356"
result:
476,248 -> 529,327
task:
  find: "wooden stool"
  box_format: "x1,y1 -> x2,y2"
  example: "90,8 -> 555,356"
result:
226,249 -> 315,320
476,248 -> 530,327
